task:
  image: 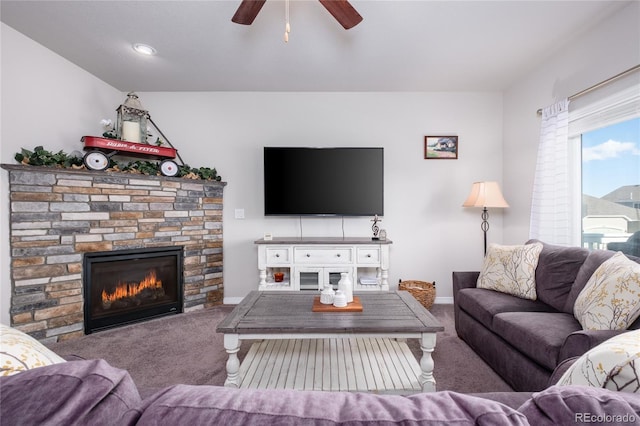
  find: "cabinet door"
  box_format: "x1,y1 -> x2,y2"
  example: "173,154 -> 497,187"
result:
323,267 -> 356,290
294,267 -> 356,291
295,267 -> 324,291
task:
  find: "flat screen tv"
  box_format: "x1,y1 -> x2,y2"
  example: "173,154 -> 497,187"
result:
264,147 -> 384,216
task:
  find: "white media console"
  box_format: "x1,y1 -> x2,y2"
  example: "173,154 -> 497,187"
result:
255,237 -> 392,292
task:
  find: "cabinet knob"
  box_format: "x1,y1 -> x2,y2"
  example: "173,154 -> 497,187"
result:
275,254 -> 280,258
336,253 -> 341,257
366,254 -> 372,258
306,253 -> 310,257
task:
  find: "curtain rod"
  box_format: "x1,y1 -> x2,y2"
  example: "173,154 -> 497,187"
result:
536,64 -> 640,116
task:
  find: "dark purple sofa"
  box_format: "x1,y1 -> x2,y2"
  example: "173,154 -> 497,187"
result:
1,358 -> 639,425
454,240 -> 640,392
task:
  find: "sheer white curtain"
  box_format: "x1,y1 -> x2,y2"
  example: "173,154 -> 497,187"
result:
529,99 -> 571,245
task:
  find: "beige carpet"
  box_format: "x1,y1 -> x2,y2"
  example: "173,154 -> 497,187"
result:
48,303 -> 512,398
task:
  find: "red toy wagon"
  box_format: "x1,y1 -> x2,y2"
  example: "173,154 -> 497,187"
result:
81,136 -> 180,177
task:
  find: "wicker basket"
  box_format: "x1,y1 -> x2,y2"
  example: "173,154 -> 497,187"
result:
398,280 -> 436,309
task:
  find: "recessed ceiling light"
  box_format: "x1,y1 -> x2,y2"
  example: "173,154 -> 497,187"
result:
132,43 -> 156,56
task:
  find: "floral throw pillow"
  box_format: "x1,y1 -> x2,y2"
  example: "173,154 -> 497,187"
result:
573,252 -> 640,330
476,243 -> 543,300
557,329 -> 640,393
0,323 -> 66,376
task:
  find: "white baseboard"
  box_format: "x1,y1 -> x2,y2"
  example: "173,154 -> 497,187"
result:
223,296 -> 245,305
434,296 -> 453,304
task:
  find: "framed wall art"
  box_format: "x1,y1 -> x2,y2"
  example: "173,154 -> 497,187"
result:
424,136 -> 458,159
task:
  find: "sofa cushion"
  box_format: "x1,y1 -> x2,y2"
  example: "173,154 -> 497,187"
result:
469,392 -> 534,410
518,385 -> 640,426
457,309 -> 557,392
0,359 -> 142,425
492,312 -> 581,370
457,288 -> 556,331
0,323 -> 66,376
124,384 -> 529,425
565,250 -> 640,313
477,243 -> 543,300
556,329 -> 640,393
526,239 -> 589,312
573,252 -> 640,330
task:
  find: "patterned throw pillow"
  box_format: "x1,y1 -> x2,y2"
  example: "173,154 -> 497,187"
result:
0,323 -> 66,376
573,252 -> 640,330
557,329 -> 640,393
477,243 -> 543,300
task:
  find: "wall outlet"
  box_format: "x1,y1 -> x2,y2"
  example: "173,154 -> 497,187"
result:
234,208 -> 245,219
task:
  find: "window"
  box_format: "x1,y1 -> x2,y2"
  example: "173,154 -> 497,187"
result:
580,117 -> 640,250
569,75 -> 640,250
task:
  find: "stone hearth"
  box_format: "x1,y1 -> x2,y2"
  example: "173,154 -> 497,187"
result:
2,164 -> 226,342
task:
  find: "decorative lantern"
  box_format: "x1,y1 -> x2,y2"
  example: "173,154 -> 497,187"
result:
116,92 -> 148,143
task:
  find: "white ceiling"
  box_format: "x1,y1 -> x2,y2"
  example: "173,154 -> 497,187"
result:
0,0 -> 630,92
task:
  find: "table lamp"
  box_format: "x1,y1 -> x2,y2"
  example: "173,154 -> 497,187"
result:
463,181 -> 509,256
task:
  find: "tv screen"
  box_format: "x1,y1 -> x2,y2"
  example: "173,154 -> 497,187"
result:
264,147 -> 384,216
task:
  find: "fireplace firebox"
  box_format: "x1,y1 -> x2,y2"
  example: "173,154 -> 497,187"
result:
83,246 -> 184,334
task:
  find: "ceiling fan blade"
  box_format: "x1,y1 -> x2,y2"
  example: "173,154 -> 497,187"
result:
231,0 -> 267,25
318,0 -> 363,29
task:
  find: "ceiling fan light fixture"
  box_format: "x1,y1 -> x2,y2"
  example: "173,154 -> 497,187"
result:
132,43 -> 156,56
284,0 -> 291,43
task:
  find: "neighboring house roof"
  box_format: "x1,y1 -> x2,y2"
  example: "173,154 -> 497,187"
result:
582,194 -> 640,220
601,185 -> 640,205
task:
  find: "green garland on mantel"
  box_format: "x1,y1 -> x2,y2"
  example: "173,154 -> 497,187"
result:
14,146 -> 222,181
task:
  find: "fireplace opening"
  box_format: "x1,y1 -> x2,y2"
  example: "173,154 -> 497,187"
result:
83,246 -> 184,334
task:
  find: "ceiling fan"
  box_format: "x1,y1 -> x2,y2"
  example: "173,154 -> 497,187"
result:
231,0 -> 363,30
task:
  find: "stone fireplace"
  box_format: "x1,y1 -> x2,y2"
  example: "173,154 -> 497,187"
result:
2,164 -> 226,343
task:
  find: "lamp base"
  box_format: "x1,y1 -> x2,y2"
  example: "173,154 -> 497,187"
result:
481,207 -> 489,256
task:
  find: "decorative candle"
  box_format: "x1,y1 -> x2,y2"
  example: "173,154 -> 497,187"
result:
122,121 -> 140,143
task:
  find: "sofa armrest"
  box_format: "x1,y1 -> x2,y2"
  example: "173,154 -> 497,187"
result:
547,356 -> 579,386
558,329 -> 628,361
0,359 -> 141,425
452,271 -> 479,299
452,272 -> 480,337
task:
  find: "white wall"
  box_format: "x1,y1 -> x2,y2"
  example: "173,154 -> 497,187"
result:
0,23 -> 123,325
139,91 -> 504,303
1,21 -> 505,319
502,1 -> 640,244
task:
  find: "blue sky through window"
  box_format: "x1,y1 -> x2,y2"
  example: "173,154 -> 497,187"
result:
582,117 -> 640,198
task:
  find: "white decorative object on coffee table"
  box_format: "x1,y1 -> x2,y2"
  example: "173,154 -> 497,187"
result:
320,285 -> 335,304
338,272 -> 353,303
333,290 -> 347,307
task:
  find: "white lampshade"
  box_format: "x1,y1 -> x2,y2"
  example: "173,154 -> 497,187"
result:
463,181 -> 509,208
